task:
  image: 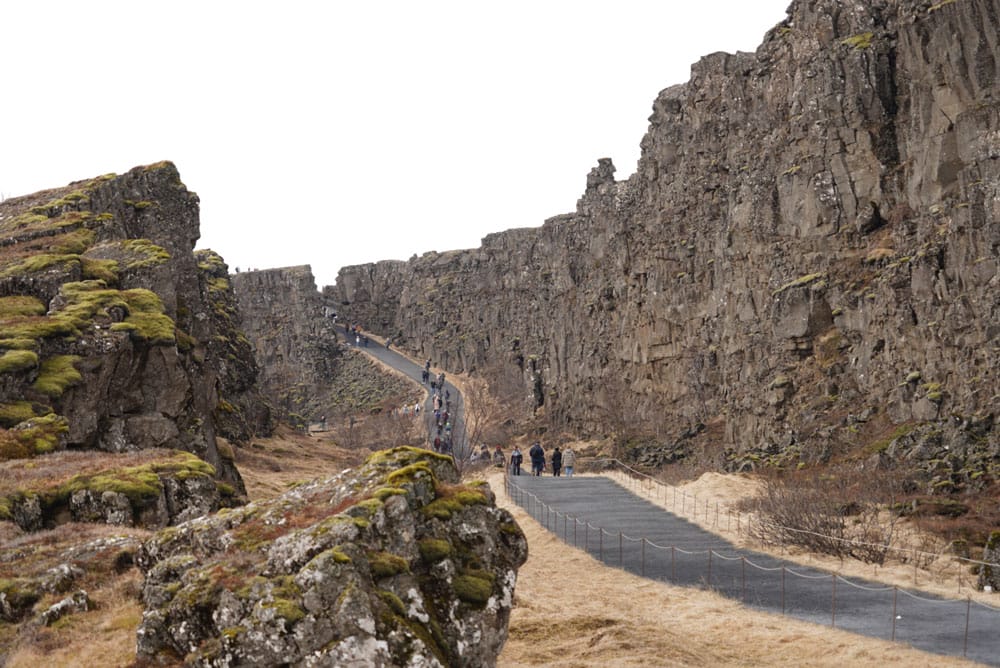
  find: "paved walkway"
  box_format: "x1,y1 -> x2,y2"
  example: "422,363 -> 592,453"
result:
335,325 -> 466,456
508,474 -> 999,666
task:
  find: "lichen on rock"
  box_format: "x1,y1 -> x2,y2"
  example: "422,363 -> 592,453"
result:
135,446 -> 527,666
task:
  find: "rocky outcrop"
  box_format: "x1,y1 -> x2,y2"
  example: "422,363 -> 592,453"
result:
0,162 -> 247,492
329,0 -> 1000,487
196,250 -> 272,443
232,266 -> 340,426
135,447 -> 527,667
0,450 -> 239,532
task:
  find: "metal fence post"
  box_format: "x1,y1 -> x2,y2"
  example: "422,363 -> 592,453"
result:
741,557 -> 746,602
831,575 -> 837,627
564,513 -> 567,541
781,566 -> 786,614
573,517 -> 577,547
891,587 -> 897,641
671,546 -> 676,582
964,597 -> 971,658
641,538 -> 646,577
619,532 -> 623,567
599,528 -> 604,562
707,550 -> 713,587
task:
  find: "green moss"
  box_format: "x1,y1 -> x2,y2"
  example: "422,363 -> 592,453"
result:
841,31 -> 873,49
15,413 -> 69,455
0,338 -> 40,351
0,254 -> 80,278
0,296 -> 47,318
773,273 -> 824,296
121,239 -> 170,269
0,349 -> 38,374
369,551 -> 410,579
454,490 -> 487,506
108,289 -> 176,345
221,626 -> 246,640
422,497 -> 463,520
386,462 -> 434,486
418,538 -> 452,562
928,0 -> 956,12
80,257 -> 119,283
0,401 -> 38,428
373,486 -> 406,501
453,574 -> 492,607
905,371 -> 922,383
330,547 -> 353,564
377,589 -> 407,616
499,521 -> 522,536
31,355 -> 82,397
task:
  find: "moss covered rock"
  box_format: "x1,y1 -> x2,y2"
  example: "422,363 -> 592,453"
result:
135,446 -> 527,667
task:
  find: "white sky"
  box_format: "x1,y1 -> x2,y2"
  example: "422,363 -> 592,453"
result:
1,1 -> 789,288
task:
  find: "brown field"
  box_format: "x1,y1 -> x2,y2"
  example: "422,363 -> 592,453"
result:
2,429 -> 990,667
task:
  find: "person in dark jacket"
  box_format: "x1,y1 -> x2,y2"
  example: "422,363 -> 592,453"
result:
529,442 -> 545,476
551,447 -> 563,477
510,446 -> 523,475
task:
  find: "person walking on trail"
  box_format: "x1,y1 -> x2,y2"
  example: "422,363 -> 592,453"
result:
551,447 -> 563,477
562,446 -> 576,477
509,446 -> 523,476
493,445 -> 505,468
529,442 -> 545,476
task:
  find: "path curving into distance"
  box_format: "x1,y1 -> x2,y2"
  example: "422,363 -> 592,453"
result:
507,474 -> 1000,666
335,325 -> 467,458
345,330 -> 998,663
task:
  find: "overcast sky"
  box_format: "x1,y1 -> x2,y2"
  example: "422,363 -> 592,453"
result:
1,1 -> 789,288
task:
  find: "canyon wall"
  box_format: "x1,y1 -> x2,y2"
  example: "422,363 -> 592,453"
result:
329,0 -> 1000,480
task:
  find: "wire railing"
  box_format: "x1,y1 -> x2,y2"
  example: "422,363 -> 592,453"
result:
504,470 -> 1000,663
585,457 -> 999,591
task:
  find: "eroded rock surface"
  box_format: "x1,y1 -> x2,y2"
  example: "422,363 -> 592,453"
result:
329,0 -> 1000,487
135,447 -> 527,667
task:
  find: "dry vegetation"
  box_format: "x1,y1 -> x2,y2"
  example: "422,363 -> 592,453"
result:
3,406 -> 991,667
490,471 -> 981,667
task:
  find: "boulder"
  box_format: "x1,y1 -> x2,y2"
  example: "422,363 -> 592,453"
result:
135,447 -> 527,667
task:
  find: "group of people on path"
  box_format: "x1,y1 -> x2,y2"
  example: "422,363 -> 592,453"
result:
506,442 -> 575,477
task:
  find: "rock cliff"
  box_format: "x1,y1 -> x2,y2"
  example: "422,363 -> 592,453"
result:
329,0 -> 1000,488
234,266 -> 419,427
135,446 -> 527,667
0,162 -> 250,500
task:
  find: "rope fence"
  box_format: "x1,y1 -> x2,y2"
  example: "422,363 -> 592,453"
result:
504,472 -> 1000,662
588,457 -> 999,590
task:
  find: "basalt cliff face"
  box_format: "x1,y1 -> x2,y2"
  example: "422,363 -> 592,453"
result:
0,162 -> 254,499
330,0 -> 1000,483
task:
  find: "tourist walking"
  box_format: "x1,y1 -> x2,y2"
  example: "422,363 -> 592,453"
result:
562,446 -> 576,477
551,447 -> 562,477
529,441 -> 545,476
510,446 -> 523,476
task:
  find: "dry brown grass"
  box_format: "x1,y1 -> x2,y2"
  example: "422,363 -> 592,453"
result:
603,469 -> 996,605
232,425 -> 367,501
489,471 -> 981,667
0,448 -> 188,496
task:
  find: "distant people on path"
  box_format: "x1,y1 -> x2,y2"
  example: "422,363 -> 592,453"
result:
529,441 -> 545,476
510,446 -> 523,475
562,446 -> 576,477
493,445 -> 505,468
551,447 -> 562,477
